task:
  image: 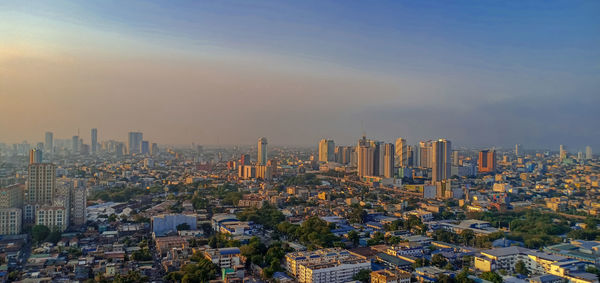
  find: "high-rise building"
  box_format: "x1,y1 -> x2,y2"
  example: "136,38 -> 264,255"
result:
395,138 -> 407,167
515,144 -> 521,156
357,136 -> 374,178
44,132 -> 53,153
29,148 -> 43,164
559,145 -> 567,161
335,146 -> 352,165
452,150 -> 460,166
71,186 -> 86,226
383,143 -> 395,178
318,139 -> 335,162
0,184 -> 24,235
91,128 -> 97,154
141,140 -> 150,154
586,146 -> 592,160
25,163 -> 56,223
151,143 -> 159,155
370,140 -> 384,176
258,137 -> 268,165
36,206 -> 68,232
72,135 -> 79,154
478,150 -> 496,173
431,139 -> 451,182
128,132 -> 143,155
418,141 -> 433,168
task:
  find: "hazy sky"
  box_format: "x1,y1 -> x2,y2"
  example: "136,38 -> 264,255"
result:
1,1 -> 599,150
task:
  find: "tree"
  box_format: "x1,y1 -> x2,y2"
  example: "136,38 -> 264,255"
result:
460,229 -> 475,246
32,225 -> 50,243
352,269 -> 371,283
456,268 -> 475,283
480,271 -> 502,283
515,260 -> 529,276
46,230 -> 62,244
176,223 -> 191,231
347,230 -> 360,247
432,253 -> 448,268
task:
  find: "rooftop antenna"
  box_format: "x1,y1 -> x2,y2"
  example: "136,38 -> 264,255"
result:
361,120 -> 366,139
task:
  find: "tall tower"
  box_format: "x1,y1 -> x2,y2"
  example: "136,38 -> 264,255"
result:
91,128 -> 97,154
44,132 -> 53,153
318,139 -> 335,162
395,138 -> 407,167
586,146 -> 592,160
515,144 -> 521,157
357,137 -> 374,178
418,141 -> 433,168
559,145 -> 567,161
258,137 -> 268,165
72,136 -> 79,154
29,149 -> 43,164
432,139 -> 451,182
383,143 -> 395,178
478,149 -> 496,173
128,132 -> 143,155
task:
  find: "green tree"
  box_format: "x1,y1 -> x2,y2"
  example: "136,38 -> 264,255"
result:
480,271 -> 502,283
347,230 -> 360,247
31,225 -> 50,243
432,253 -> 448,268
177,223 -> 191,231
352,269 -> 371,283
515,260 -> 529,276
46,230 -> 62,244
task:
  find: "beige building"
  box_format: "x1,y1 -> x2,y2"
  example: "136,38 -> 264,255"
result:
0,208 -> 22,235
36,206 -> 68,232
371,269 -> 411,283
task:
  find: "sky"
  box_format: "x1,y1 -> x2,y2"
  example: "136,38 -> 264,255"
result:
1,1 -> 599,150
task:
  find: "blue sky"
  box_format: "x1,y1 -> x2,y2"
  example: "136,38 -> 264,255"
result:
1,1 -> 599,149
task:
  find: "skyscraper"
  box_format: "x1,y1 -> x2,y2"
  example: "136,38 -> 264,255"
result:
586,146 -> 592,160
45,132 -> 53,153
335,146 -> 352,165
128,132 -> 143,154
29,149 -> 43,164
395,138 -> 407,167
383,143 -> 395,178
318,139 -> 335,162
418,141 -> 433,168
559,145 -> 567,161
431,139 -> 451,182
478,149 -> 496,173
91,128 -> 97,154
72,135 -> 79,154
357,136 -> 374,178
141,140 -> 150,154
515,144 -> 521,156
258,137 -> 268,165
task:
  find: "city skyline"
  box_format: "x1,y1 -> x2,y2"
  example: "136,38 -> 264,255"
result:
1,1 -> 599,148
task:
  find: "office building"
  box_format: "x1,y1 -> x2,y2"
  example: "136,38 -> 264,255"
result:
515,144 -> 521,156
335,146 -> 352,165
395,138 -> 407,167
478,150 -> 496,173
128,132 -> 143,155
452,150 -> 459,166
151,143 -> 159,155
431,139 -> 451,182
45,132 -> 53,153
91,128 -> 97,154
29,148 -> 43,164
72,135 -> 79,154
258,137 -> 268,165
586,146 -> 592,160
383,143 -> 395,178
418,141 -> 433,168
559,145 -> 567,161
256,164 -> 273,180
318,139 -> 335,162
141,140 -> 150,154
357,136 -> 375,177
